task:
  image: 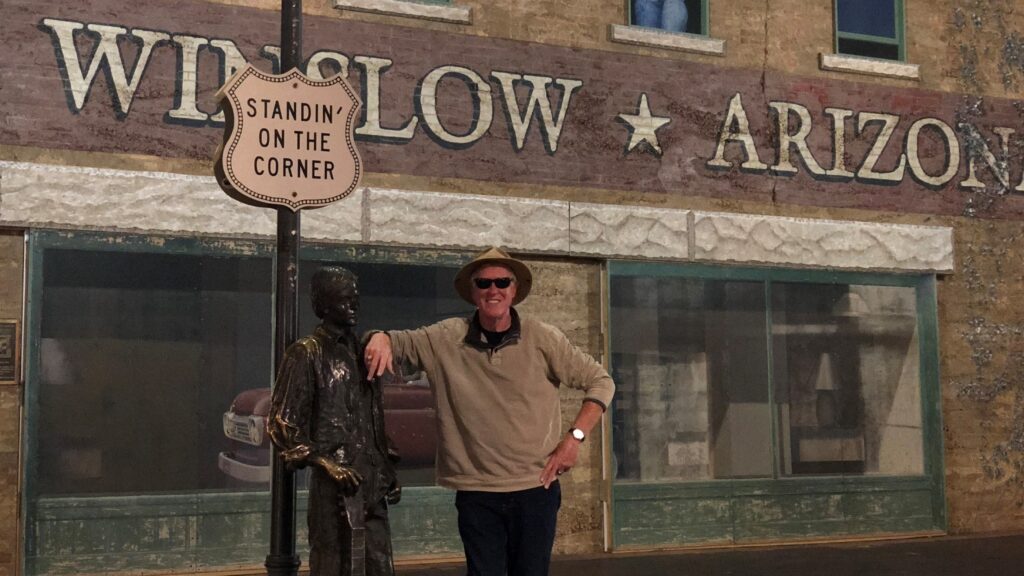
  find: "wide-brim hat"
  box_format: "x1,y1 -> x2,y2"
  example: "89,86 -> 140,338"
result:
454,247 -> 533,306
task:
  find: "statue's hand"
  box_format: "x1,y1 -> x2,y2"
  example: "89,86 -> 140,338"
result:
386,479 -> 402,505
317,457 -> 364,492
386,441 -> 401,464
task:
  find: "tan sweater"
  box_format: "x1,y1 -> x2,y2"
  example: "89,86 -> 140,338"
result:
386,312 -> 615,492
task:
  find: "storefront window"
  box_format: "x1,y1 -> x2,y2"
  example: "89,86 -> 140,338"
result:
25,233 -> 470,574
610,276 -> 772,482
36,248 -> 274,496
772,283 -> 922,476
610,266 -> 927,483
296,258 -> 472,487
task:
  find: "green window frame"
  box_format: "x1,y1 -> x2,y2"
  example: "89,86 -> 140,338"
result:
22,230 -> 467,575
606,261 -> 945,548
834,0 -> 905,61
629,0 -> 710,36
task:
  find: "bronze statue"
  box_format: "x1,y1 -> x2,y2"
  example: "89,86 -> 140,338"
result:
268,266 -> 400,576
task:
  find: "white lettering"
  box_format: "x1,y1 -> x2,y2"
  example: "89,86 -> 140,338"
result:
856,112 -> 906,183
959,125 -> 1014,190
41,18 -> 169,116
306,50 -> 350,80
207,39 -> 249,124
355,56 -> 417,142
166,34 -> 208,123
418,65 -> 493,147
769,102 -> 826,176
707,93 -> 768,171
491,71 -> 582,154
906,118 -> 960,188
824,107 -> 855,179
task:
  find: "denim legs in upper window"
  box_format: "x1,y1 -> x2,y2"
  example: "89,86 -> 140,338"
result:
633,0 -> 688,33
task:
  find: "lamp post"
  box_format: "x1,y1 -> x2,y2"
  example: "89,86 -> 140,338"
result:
266,2 -> 302,575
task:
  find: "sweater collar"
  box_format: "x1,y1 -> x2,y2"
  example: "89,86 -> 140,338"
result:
465,307 -> 521,350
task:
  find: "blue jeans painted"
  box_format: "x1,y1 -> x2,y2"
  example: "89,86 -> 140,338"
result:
455,482 -> 562,576
633,0 -> 688,33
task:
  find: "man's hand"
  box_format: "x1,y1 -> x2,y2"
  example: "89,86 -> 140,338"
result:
540,435 -> 581,489
316,457 -> 364,494
540,402 -> 602,488
364,332 -> 394,378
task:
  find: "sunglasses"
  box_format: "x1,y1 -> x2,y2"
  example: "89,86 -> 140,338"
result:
472,277 -> 514,290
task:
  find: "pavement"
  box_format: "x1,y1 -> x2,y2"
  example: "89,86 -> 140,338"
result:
396,533 -> 1024,576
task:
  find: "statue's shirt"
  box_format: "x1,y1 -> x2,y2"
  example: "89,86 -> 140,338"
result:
269,324 -> 394,502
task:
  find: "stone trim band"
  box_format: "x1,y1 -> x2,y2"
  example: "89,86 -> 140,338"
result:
608,24 -> 726,56
0,161 -> 952,273
334,0 -> 472,25
819,53 -> 921,80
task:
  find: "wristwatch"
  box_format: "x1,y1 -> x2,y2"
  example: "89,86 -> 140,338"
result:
569,427 -> 586,442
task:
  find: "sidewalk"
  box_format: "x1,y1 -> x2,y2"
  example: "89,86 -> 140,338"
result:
397,533 -> 1024,576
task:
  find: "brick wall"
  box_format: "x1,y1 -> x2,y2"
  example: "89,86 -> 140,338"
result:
4,0 -> 1024,556
938,218 -> 1024,533
0,231 -> 24,576
519,258 -> 606,553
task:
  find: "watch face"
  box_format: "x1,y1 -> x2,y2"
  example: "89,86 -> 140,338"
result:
571,428 -> 585,441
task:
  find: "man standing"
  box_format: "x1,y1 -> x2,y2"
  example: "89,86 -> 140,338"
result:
364,247 -> 615,576
268,266 -> 399,576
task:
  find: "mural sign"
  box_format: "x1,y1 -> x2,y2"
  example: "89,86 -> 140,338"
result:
214,64 -> 362,210
5,1 -> 1024,217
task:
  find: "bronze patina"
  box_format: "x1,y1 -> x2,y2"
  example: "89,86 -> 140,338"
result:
268,266 -> 399,576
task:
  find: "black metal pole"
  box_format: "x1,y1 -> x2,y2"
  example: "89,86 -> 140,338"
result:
266,2 -> 302,576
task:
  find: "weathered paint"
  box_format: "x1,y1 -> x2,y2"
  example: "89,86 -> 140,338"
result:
0,233 -> 24,576
5,1 -> 1024,217
607,263 -> 945,548
2,0 -> 1023,573
26,472 -> 462,573
21,230 -> 605,571
613,478 -> 939,547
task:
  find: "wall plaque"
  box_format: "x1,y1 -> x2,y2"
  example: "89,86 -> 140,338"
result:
0,320 -> 19,385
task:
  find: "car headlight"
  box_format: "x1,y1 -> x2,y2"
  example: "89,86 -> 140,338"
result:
249,416 -> 265,445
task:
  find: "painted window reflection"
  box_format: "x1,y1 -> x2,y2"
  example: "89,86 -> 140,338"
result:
609,267 -> 927,483
632,0 -> 704,35
611,276 -> 773,481
28,236 -> 476,575
772,283 -> 923,476
835,0 -> 904,61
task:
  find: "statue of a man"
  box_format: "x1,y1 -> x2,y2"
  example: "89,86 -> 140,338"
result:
268,266 -> 399,576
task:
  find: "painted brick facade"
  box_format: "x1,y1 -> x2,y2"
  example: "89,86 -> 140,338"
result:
0,233 -> 24,576
2,0 -> 1024,573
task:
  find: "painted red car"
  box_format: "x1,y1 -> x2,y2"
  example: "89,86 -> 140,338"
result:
219,374 -> 437,483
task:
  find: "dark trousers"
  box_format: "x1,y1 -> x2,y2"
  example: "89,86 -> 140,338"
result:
308,468 -> 395,576
455,482 -> 561,576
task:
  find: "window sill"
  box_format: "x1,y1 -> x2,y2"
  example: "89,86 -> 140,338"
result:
819,53 -> 920,81
333,0 -> 471,25
609,24 -> 725,56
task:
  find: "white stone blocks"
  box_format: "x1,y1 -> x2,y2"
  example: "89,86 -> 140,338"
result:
367,189 -> 569,252
569,202 -> 689,260
0,162 -> 955,274
0,162 -> 276,236
691,211 -> 954,273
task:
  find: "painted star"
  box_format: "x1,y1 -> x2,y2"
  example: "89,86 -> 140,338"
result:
617,93 -> 671,155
